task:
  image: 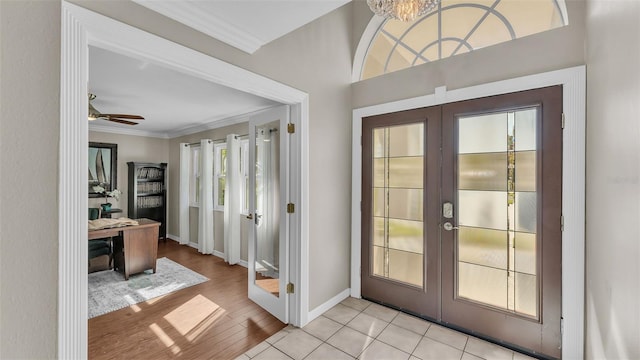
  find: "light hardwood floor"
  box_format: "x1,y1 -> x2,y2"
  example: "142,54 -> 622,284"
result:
88,240 -> 287,359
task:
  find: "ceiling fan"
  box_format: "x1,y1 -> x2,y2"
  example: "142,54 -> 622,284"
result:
88,93 -> 144,125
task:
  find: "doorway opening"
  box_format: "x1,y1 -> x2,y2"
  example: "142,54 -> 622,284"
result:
60,3 -> 308,357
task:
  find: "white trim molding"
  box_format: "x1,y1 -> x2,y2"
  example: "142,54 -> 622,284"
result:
132,0 -> 263,54
351,15 -> 384,83
60,2 -> 309,357
58,5 -> 89,359
351,66 -> 586,359
307,288 -> 351,322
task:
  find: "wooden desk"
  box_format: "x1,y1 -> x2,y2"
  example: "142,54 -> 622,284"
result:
88,218 -> 160,280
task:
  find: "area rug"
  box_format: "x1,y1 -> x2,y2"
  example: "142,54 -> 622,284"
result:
88,257 -> 209,319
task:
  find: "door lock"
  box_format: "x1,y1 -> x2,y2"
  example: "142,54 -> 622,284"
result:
443,222 -> 459,231
443,202 -> 454,219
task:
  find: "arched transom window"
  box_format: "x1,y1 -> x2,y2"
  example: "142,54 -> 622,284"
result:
360,0 -> 568,80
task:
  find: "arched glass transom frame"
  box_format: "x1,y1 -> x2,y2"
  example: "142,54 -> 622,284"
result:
357,0 -> 569,81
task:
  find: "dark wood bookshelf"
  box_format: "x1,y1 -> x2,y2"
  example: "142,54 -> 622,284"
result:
127,162 -> 167,241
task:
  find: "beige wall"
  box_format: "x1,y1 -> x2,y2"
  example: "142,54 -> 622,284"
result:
585,1 -> 640,359
351,1 -> 586,108
89,131 -> 169,217
0,1 -> 61,358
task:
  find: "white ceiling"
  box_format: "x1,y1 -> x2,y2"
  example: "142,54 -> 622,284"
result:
89,1 -> 351,138
132,0 -> 351,53
88,46 -> 279,138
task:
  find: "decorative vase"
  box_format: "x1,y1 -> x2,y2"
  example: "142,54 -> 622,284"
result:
101,203 -> 112,212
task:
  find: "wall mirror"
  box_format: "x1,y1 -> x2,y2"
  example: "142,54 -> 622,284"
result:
88,142 -> 117,197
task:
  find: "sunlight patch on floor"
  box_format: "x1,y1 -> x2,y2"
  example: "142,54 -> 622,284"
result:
163,294 -> 227,342
149,323 -> 181,355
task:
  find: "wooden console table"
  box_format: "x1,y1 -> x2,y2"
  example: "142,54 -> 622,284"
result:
88,218 -> 160,280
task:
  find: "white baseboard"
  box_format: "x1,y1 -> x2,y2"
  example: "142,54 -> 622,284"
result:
169,237 -> 248,267
307,288 -> 351,323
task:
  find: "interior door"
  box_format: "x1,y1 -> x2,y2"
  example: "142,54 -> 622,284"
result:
361,87 -> 563,358
248,105 -> 290,323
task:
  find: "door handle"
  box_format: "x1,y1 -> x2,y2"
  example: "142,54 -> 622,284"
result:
246,213 -> 253,220
443,222 -> 459,231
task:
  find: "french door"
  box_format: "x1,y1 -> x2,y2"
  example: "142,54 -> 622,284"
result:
248,105 -> 290,323
361,87 -> 562,358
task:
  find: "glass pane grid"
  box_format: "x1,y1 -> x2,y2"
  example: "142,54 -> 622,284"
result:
370,123 -> 425,288
457,108 -> 539,319
361,2 -> 565,80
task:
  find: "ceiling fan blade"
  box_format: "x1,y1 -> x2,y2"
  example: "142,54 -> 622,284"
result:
107,118 -> 139,126
102,114 -> 144,120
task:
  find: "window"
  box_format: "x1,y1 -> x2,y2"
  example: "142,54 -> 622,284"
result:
190,146 -> 200,205
214,143 -> 227,210
359,0 -> 568,80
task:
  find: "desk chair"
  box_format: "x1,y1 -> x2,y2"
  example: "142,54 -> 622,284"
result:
88,208 -> 112,273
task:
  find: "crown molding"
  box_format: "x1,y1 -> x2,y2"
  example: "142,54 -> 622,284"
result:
167,105 -> 278,138
88,105 -> 278,139
132,0 -> 263,54
88,123 -> 171,138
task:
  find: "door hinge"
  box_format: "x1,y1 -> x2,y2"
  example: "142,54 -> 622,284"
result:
286,282 -> 295,294
287,123 -> 295,134
561,215 -> 564,232
287,203 -> 295,213
561,113 -> 565,129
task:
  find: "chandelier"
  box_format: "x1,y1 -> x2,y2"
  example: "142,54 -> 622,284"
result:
367,0 -> 439,22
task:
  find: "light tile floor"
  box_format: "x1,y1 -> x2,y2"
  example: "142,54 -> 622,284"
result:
237,297 -> 537,360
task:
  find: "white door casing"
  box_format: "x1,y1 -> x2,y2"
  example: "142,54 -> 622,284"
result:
351,67 -> 586,359
60,3 -> 308,358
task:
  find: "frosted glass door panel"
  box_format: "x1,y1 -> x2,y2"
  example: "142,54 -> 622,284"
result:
515,192 -> 537,233
388,219 -> 423,253
458,262 -> 507,309
515,151 -> 536,191
389,123 -> 424,157
458,190 -> 507,230
456,108 -> 540,319
458,113 -> 507,154
514,232 -> 536,275
389,249 -> 423,287
388,188 -> 423,221
373,217 -> 385,247
388,157 -> 423,188
514,109 -> 537,151
458,227 -> 508,270
459,153 -> 508,190
515,273 -> 538,317
370,123 -> 425,288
